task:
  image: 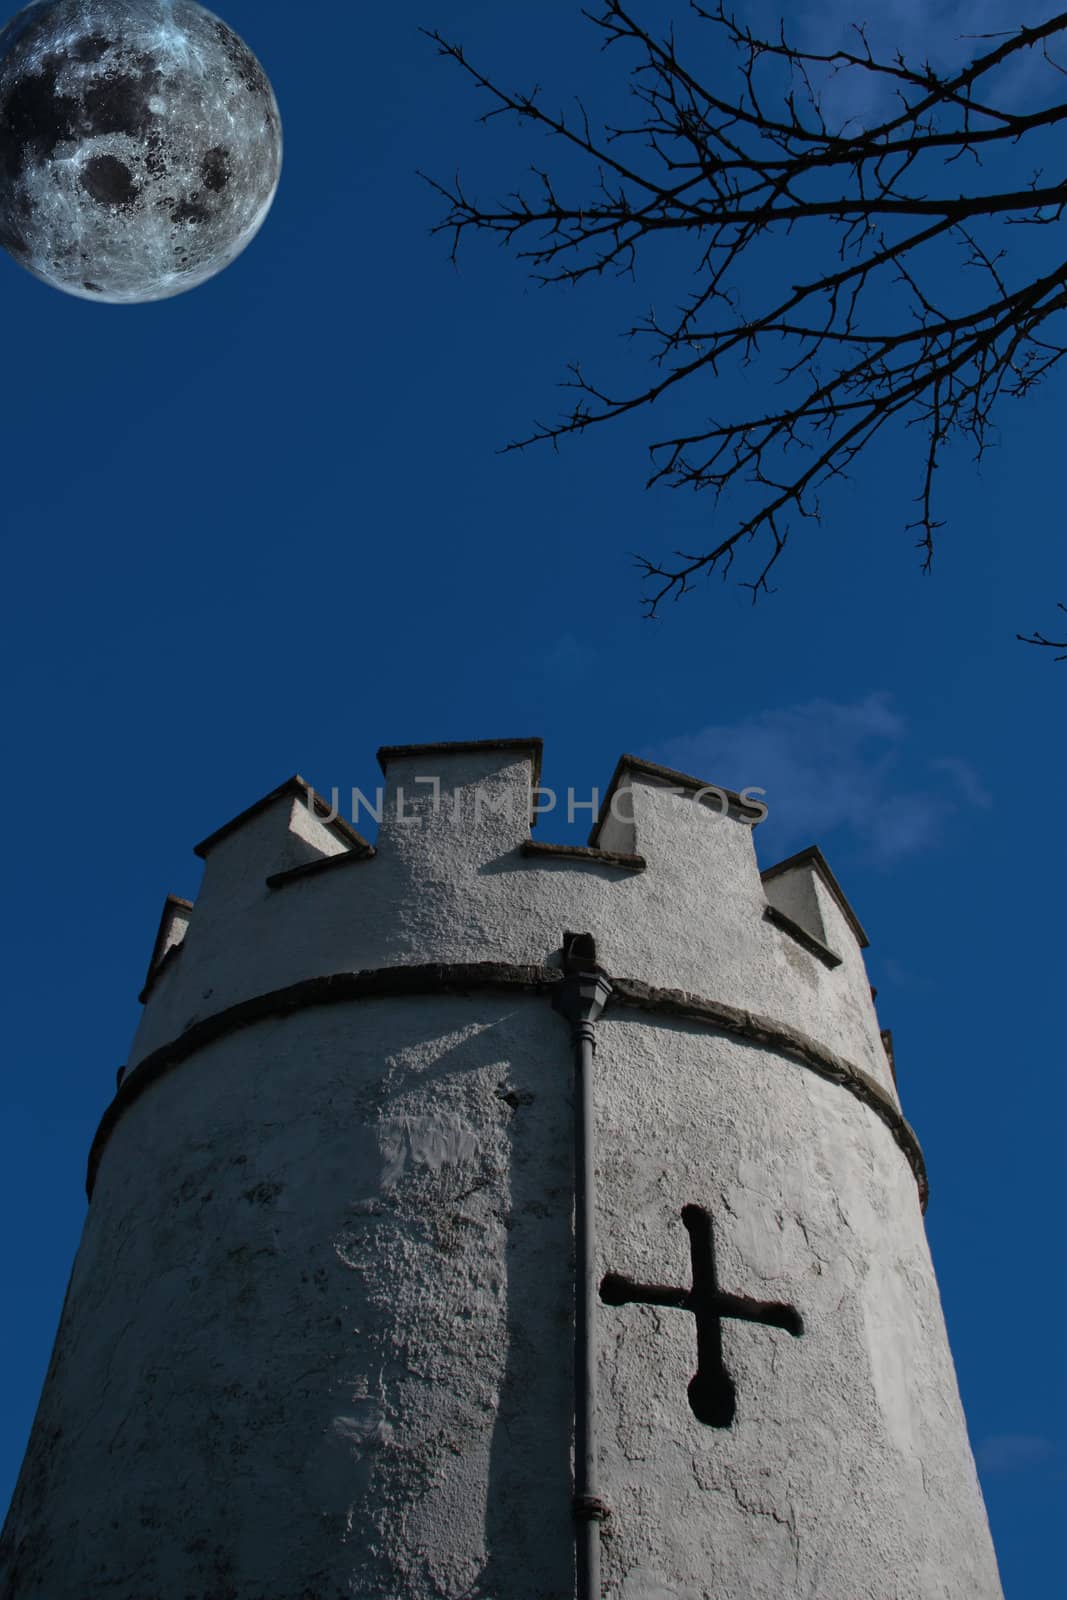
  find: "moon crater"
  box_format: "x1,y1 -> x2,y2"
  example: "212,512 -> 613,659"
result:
0,0 -> 282,301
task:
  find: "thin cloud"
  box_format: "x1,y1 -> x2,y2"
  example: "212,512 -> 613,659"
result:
930,756 -> 993,810
656,693 -> 988,865
742,0 -> 1049,124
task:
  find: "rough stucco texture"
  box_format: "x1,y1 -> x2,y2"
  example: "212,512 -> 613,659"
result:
0,746 -> 1003,1598
126,753 -> 896,1098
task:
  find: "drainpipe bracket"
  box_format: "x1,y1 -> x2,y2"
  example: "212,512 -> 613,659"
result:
554,932 -> 613,1032
553,970 -> 613,1032
573,1493 -> 612,1523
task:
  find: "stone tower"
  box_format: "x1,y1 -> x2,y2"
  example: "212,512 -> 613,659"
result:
0,739 -> 1003,1599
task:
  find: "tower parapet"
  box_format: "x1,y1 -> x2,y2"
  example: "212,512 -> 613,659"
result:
125,743 -> 893,1095
0,738 -> 1001,1600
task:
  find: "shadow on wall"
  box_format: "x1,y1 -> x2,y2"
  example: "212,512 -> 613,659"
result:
327,1004 -> 576,1600
462,1020 -> 575,1599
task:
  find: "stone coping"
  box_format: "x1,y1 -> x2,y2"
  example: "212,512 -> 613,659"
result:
266,847 -> 376,890
762,844 -> 869,949
91,963 -> 926,1210
376,738 -> 543,793
763,904 -> 842,969
590,754 -> 765,845
519,841 -> 647,871
194,775 -> 370,860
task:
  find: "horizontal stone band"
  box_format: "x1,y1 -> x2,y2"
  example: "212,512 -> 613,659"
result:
88,963 -> 926,1208
608,977 -> 926,1207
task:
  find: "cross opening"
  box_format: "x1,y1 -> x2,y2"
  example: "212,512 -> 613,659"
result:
600,1203 -> 803,1428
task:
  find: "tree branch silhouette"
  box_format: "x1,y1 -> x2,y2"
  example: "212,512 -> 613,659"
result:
424,3 -> 1066,622
1018,601 -> 1067,658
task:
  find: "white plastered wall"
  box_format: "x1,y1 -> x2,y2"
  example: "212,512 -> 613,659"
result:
0,744 -> 1000,1599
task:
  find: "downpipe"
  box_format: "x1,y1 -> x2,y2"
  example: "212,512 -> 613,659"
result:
554,932 -> 613,1600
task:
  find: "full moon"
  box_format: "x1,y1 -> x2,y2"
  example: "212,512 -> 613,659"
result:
0,0 -> 281,302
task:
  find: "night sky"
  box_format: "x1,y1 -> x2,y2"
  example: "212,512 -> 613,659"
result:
0,2 -> 1063,1594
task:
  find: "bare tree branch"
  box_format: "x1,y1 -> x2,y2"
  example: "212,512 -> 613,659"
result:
425,4 -> 1066,632
1017,601 -> 1067,658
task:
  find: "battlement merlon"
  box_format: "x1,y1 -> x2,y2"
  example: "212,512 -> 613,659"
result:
762,844 -> 870,956
761,841 -> 889,1093
193,775 -> 369,909
581,754 -> 884,1079
591,755 -> 767,858
587,758 -> 770,937
139,894 -> 193,1002
375,739 -> 543,867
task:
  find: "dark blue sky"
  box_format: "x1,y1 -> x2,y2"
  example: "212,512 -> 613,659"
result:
1,2 -> 1064,1593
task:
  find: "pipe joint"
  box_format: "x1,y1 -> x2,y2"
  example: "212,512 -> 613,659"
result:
553,933 -> 613,1033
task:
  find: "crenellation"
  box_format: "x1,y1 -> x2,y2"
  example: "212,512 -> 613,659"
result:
140,893 -> 193,999
126,743 -> 897,1095
763,845 -> 869,951
193,778 -> 357,917
3,734 -> 1002,1600
377,736 -> 543,783
591,755 -> 768,849
620,763 -> 765,880
591,759 -> 638,856
376,741 -> 541,867
762,855 -> 831,951
194,773 -> 367,860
